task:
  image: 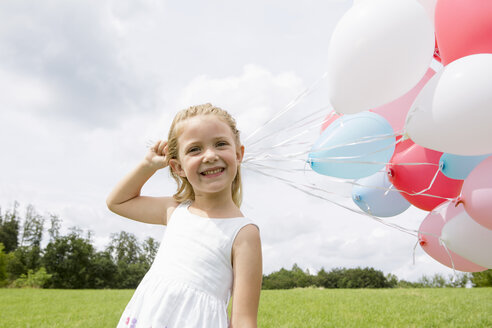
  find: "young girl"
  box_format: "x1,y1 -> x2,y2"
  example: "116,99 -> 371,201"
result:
106,103 -> 262,328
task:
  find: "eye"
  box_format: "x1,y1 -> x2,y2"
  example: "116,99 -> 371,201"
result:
216,141 -> 228,147
187,146 -> 200,154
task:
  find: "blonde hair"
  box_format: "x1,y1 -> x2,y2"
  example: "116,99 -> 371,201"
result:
166,103 -> 243,207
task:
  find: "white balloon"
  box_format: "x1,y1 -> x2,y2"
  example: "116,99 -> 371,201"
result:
441,210 -> 492,269
327,0 -> 434,114
405,54 -> 492,155
417,0 -> 437,24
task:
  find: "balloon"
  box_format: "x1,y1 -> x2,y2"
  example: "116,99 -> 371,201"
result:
352,171 -> 411,217
309,112 -> 395,179
441,209 -> 492,269
405,54 -> 492,156
387,140 -> 463,211
461,156 -> 492,230
320,111 -> 342,133
370,67 -> 435,133
439,153 -> 490,180
418,201 -> 486,272
327,0 -> 434,114
435,0 -> 492,65
417,0 -> 437,25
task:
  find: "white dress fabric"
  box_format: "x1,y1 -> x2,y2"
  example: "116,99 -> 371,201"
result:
116,200 -> 258,328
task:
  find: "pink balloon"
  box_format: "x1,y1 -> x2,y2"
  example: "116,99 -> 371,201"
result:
461,156 -> 492,230
435,0 -> 492,65
419,201 -> 486,272
371,67 -> 435,133
320,110 -> 342,133
387,140 -> 463,211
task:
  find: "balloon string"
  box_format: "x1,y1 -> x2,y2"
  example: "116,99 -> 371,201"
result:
248,132 -> 400,162
439,237 -> 458,277
410,166 -> 440,196
383,183 -> 393,196
412,239 -> 419,265
247,106 -> 330,149
246,151 -> 440,168
248,106 -> 331,146
243,160 -> 453,202
245,72 -> 328,143
245,163 -> 351,199
245,166 -> 418,237
310,132 -> 398,154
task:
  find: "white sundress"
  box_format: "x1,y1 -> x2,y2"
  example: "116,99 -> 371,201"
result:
116,200 -> 258,328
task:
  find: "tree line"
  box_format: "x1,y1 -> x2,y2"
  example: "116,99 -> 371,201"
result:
1,202 -> 491,289
262,264 -> 492,289
0,202 -> 158,289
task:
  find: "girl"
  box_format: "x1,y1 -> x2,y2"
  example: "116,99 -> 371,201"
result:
107,103 -> 262,328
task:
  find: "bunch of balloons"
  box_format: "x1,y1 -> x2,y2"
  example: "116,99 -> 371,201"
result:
308,0 -> 492,272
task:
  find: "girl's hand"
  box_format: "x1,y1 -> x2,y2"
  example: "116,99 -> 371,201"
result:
144,140 -> 169,170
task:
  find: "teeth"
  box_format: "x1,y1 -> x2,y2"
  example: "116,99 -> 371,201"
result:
203,168 -> 223,175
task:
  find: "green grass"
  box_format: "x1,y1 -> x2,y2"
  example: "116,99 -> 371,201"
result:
0,288 -> 490,327
258,288 -> 492,327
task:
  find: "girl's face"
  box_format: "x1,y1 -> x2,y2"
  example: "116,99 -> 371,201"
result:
170,114 -> 244,199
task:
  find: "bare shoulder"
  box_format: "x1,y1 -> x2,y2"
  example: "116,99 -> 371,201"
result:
107,196 -> 179,226
232,224 -> 261,258
234,224 -> 261,245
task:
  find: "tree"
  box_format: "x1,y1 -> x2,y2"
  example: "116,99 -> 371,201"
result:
47,213 -> 62,242
43,230 -> 95,288
140,237 -> 159,270
291,264 -> 314,288
5,204 -> 47,280
262,268 -> 296,290
106,231 -> 148,289
88,251 -> 118,289
107,231 -> 142,264
0,243 -> 8,287
471,270 -> 492,287
0,202 -> 20,253
338,267 -> 389,288
20,204 -> 45,248
386,273 -> 399,288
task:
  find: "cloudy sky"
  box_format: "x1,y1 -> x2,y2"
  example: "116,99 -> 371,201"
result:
0,0 -> 454,281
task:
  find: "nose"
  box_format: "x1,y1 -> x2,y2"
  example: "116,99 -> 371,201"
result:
202,147 -> 218,162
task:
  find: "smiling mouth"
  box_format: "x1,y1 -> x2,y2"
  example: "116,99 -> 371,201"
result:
201,168 -> 225,176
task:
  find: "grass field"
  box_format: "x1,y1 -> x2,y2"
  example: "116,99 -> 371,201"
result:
0,288 -> 491,327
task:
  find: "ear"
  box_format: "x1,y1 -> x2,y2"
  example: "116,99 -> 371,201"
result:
169,159 -> 187,177
236,145 -> 245,163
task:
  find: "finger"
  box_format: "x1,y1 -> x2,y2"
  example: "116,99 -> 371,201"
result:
151,140 -> 160,152
157,141 -> 167,155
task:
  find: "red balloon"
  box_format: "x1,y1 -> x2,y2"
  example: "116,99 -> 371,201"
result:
387,140 -> 463,211
320,110 -> 342,133
435,0 -> 492,65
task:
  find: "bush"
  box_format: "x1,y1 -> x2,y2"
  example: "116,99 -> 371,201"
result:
12,267 -> 52,288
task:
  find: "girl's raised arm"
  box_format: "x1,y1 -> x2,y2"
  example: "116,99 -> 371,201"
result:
106,140 -> 178,225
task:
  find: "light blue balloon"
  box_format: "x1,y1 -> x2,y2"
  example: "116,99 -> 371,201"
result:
439,153 -> 490,180
352,171 -> 411,217
308,111 -> 395,179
